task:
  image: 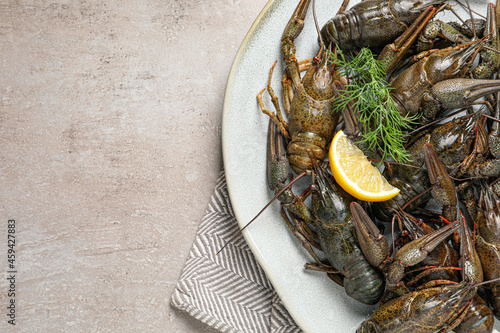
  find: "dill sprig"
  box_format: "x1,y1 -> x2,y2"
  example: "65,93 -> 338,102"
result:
328,48 -> 419,163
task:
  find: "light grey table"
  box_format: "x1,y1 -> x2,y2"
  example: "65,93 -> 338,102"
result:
0,0 -> 268,331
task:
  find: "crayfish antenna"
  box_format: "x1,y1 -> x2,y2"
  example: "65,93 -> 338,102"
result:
215,170 -> 308,255
465,0 -> 476,39
312,0 -> 323,47
474,277 -> 500,288
455,0 -> 487,20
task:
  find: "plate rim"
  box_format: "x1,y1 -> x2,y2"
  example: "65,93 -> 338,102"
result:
221,0 -> 313,331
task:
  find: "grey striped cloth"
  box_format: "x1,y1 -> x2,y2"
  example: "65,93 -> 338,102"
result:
171,170 -> 303,333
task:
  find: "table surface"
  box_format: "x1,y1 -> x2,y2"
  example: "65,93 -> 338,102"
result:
0,0 -> 268,331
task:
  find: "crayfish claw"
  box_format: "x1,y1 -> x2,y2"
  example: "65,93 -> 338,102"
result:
387,222 -> 460,287
425,78 -> 500,114
458,211 -> 484,283
377,5 -> 436,74
351,202 -> 390,268
423,143 -> 458,222
267,119 -> 290,194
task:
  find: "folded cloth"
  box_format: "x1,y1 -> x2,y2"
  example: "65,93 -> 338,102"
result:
171,170 -> 303,333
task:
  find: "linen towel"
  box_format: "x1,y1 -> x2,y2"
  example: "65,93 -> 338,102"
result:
171,170 -> 303,333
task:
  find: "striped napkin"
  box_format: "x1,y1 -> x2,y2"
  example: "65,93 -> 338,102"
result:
171,170 -> 303,333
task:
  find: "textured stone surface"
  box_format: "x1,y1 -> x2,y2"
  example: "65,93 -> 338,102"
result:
0,0 -> 268,331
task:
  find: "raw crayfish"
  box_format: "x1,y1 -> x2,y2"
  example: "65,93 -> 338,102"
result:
253,0 -> 500,329
258,0 -> 387,304
320,0 -> 446,52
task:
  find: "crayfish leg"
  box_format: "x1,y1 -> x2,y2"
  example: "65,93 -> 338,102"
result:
257,61 -> 290,139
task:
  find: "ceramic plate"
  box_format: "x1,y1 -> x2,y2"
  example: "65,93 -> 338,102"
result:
222,0 -> 500,332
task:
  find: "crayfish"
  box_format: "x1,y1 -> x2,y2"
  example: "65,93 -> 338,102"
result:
251,0 -> 500,330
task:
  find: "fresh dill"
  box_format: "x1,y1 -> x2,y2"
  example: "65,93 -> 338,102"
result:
328,48 -> 419,163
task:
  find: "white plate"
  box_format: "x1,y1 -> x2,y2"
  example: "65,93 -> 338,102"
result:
222,0 -> 500,332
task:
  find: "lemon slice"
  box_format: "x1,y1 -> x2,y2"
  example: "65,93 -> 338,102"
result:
329,130 -> 400,202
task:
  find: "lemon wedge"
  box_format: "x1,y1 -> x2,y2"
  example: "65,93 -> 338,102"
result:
329,130 -> 400,202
